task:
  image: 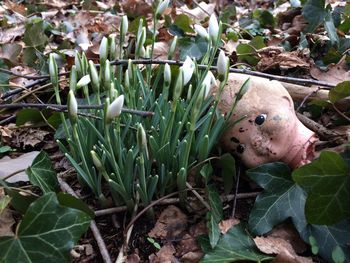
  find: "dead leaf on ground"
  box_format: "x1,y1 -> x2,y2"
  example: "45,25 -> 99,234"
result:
12,128 -> 50,149
254,236 -> 312,263
218,218 -> 240,234
148,205 -> 187,240
310,56 -> 350,85
126,251 -> 140,263
149,243 -> 176,263
0,207 -> 15,237
0,43 -> 22,65
257,47 -> 309,72
122,0 -> 153,18
152,42 -> 169,61
10,66 -> 38,87
181,251 -> 203,263
0,25 -> 26,44
177,2 -> 215,22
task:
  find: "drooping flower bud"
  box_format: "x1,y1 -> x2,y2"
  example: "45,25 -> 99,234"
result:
202,71 -> 216,97
164,63 -> 171,86
156,0 -> 170,17
74,52 -> 82,75
208,14 -> 219,45
136,27 -> 146,57
68,90 -> 78,124
137,123 -> 149,158
181,56 -> 195,86
194,24 -> 209,40
106,95 -> 124,123
217,50 -> 229,81
109,35 -> 117,61
77,75 -> 91,89
99,37 -> 108,64
104,60 -> 111,91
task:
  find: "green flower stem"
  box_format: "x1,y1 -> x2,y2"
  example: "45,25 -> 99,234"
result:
72,123 -> 95,193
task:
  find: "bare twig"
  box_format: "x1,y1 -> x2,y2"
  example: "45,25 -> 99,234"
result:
1,78 -> 49,100
332,104 -> 350,123
58,177 -> 112,263
94,191 -> 260,217
0,103 -> 154,117
0,59 -> 336,89
186,182 -> 210,210
296,87 -> 321,112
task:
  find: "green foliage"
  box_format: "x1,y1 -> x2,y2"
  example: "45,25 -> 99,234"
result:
199,223 -> 273,263
329,81 -> 350,103
207,187 -> 223,248
23,18 -> 48,48
0,193 -> 91,263
26,151 -> 60,193
247,161 -> 350,263
218,153 -> 236,194
302,0 -> 327,32
293,151 -> 350,225
247,163 -> 306,235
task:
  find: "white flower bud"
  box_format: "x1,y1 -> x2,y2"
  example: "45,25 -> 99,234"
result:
164,63 -> 171,86
156,0 -> 170,16
202,71 -> 217,98
89,60 -> 99,92
194,24 -> 209,40
68,90 -> 78,123
69,65 -> 77,92
49,53 -> 58,85
121,15 -> 128,39
77,75 -> 91,88
106,95 -> 124,122
99,37 -> 108,63
74,52 -> 82,74
181,56 -> 195,86
217,50 -> 229,79
168,36 -> 177,59
208,14 -> 219,44
91,150 -> 103,170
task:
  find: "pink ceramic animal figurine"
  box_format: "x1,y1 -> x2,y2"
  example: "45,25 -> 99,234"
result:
218,74 -> 318,169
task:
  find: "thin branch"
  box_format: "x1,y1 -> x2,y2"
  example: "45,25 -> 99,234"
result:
1,59 -> 336,89
0,103 -> 154,117
1,78 -> 49,100
94,191 -> 260,217
58,177 -> 112,263
332,104 -> 350,123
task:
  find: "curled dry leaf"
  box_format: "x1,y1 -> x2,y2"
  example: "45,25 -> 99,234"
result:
148,205 -> 187,240
218,218 -> 240,234
176,2 -> 215,22
0,208 -> 15,237
149,243 -> 176,263
257,48 -> 309,72
122,0 -> 153,17
310,56 -> 350,85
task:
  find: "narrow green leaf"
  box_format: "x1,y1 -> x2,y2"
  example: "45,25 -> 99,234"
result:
219,153 -> 236,194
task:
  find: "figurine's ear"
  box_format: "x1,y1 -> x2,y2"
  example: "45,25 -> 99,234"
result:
282,95 -> 293,109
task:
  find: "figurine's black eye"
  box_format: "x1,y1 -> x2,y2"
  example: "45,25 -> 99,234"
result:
237,144 -> 245,154
255,114 -> 267,125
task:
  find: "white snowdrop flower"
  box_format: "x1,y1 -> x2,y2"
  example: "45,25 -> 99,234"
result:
208,14 -> 219,44
181,56 -> 195,86
99,37 -> 108,62
156,0 -> 170,16
76,75 -> 91,88
68,90 -> 78,123
194,24 -> 209,40
203,71 -> 217,97
89,60 -> 99,91
121,15 -> 128,38
164,63 -> 171,86
91,150 -> 103,170
106,95 -> 124,122
217,50 -> 229,78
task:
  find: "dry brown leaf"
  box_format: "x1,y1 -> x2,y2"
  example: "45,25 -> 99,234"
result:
126,252 -> 140,263
254,236 -> 312,263
310,56 -> 350,85
8,128 -> 50,149
3,0 -> 27,15
0,25 -> 25,44
149,243 -> 176,263
177,2 -> 215,22
176,233 -> 200,257
122,0 -> 153,17
218,218 -> 240,234
257,48 -> 309,72
0,208 -> 15,237
152,42 -> 169,61
148,205 -> 187,240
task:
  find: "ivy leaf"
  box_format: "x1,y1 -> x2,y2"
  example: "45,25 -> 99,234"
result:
292,151 -> 350,225
207,187 -> 223,248
0,192 -> 91,263
247,163 -> 307,236
199,223 -> 273,263
302,0 -> 327,32
23,19 -> 48,47
179,37 -> 208,60
26,151 -> 60,194
219,153 -> 236,194
329,81 -> 350,103
324,11 -> 339,46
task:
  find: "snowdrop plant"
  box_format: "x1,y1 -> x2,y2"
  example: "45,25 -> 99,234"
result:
51,12 -> 240,211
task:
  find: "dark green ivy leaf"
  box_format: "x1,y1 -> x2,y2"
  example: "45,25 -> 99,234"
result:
0,193 -> 91,263
23,19 -> 48,47
26,151 -> 60,193
199,223 -> 273,263
302,0 -> 327,32
329,81 -> 350,103
292,151 -> 350,225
